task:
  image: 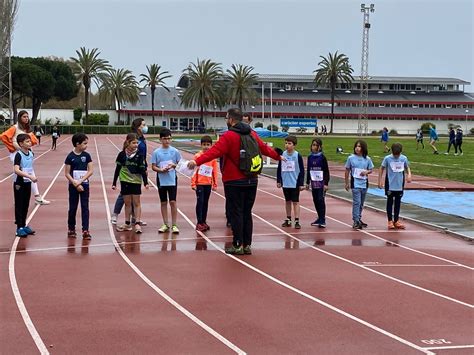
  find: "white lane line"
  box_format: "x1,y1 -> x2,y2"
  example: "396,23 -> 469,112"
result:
176,204 -> 433,355
363,264 -> 462,267
99,137 -> 245,354
422,345 -> 474,350
0,137 -> 68,184
256,187 -> 474,271
9,163 -> 65,355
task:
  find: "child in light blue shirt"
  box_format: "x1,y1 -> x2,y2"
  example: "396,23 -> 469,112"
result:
378,143 -> 412,229
344,140 -> 374,229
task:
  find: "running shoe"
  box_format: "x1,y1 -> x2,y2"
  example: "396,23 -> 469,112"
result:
195,223 -> 207,232
359,220 -> 368,228
203,223 -> 210,231
294,221 -> 301,229
352,221 -> 362,230
116,224 -> 133,232
110,214 -> 117,224
171,225 -> 180,234
134,224 -> 142,234
158,224 -> 169,233
35,196 -> 50,205
16,228 -> 28,238
387,221 -> 395,230
243,245 -> 252,255
225,244 -> 244,255
318,221 -> 326,228
82,230 -> 92,240
394,221 -> 406,229
311,219 -> 321,227
281,219 -> 292,227
67,229 -> 77,238
23,226 -> 36,235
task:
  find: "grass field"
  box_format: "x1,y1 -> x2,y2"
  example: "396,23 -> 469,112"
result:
262,135 -> 474,184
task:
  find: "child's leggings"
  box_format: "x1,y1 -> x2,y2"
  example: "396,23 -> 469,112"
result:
386,191 -> 403,222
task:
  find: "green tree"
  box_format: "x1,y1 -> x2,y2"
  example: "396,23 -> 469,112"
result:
139,64 -> 171,126
313,51 -> 354,134
181,59 -> 224,126
11,56 -> 78,123
99,68 -> 139,125
70,47 -> 110,123
226,64 -> 258,110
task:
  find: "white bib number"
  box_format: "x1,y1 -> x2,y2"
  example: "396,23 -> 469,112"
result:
390,161 -> 405,173
73,170 -> 88,182
159,160 -> 173,170
52,132 -> 58,138
176,159 -> 194,177
353,168 -> 367,179
198,165 -> 213,177
310,170 -> 324,182
282,160 -> 295,172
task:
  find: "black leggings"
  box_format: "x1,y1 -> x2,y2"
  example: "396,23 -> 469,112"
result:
386,191 -> 403,222
455,142 -> 463,154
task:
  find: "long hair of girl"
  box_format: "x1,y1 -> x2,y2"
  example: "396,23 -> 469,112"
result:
17,110 -> 31,132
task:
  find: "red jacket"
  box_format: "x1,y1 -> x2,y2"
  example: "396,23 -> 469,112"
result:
195,123 -> 281,183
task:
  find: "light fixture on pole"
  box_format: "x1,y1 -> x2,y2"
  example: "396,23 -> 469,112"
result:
270,82 -> 273,136
161,105 -> 165,127
465,109 -> 469,133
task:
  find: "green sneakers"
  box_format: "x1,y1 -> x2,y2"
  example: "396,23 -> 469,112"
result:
171,225 -> 180,234
158,224 -> 169,233
225,244 -> 244,255
243,245 -> 252,255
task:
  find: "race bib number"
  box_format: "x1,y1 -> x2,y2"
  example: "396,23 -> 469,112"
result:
176,159 -> 194,177
198,165 -> 213,177
353,168 -> 367,179
390,161 -> 405,173
22,167 -> 34,182
310,170 -> 324,182
73,170 -> 88,182
52,132 -> 58,138
281,160 -> 295,172
159,160 -> 173,170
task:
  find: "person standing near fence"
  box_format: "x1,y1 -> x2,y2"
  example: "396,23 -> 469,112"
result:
51,124 -> 60,150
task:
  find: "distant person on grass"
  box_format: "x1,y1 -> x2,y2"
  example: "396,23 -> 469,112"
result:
415,129 -> 424,150
151,128 -> 182,234
306,138 -> 330,228
454,128 -> 463,156
12,134 -> 37,237
381,127 -> 390,152
112,133 -> 149,234
1,110 -> 50,205
344,140 -> 374,230
378,142 -> 412,230
277,135 -> 305,230
34,125 -> 44,145
429,125 -> 439,154
445,127 -> 456,155
187,108 -> 283,255
65,133 -> 94,240
191,135 -> 218,232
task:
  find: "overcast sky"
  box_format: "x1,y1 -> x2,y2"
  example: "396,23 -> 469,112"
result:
13,0 -> 474,90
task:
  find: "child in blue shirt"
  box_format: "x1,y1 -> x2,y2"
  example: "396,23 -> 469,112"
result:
344,140 -> 374,229
381,127 -> 389,153
277,135 -> 305,229
305,138 -> 330,228
378,143 -> 412,229
429,125 -> 439,154
151,128 -> 182,233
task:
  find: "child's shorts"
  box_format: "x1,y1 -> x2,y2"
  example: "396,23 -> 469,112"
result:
120,181 -> 141,195
158,185 -> 177,202
385,190 -> 403,198
283,187 -> 300,202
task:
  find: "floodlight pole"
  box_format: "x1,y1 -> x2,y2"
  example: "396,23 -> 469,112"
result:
358,3 -> 375,136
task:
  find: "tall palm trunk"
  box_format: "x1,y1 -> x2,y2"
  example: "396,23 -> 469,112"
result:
151,86 -> 155,126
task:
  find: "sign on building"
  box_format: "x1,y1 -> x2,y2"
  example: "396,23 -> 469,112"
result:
280,118 -> 317,128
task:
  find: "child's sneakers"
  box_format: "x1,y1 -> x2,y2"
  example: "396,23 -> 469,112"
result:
387,221 -> 395,230
294,221 -> 301,229
196,223 -> 207,232
243,245 -> 252,255
282,219 -> 292,227
203,223 -> 210,231
16,228 -> 28,238
394,221 -> 406,229
318,221 -> 326,228
134,224 -> 142,234
225,244 -> 244,255
35,196 -> 50,205
110,214 -> 117,224
158,224 -> 169,233
82,230 -> 92,240
311,219 -> 321,227
116,224 -> 133,232
23,226 -> 36,235
67,229 -> 77,238
171,225 -> 180,234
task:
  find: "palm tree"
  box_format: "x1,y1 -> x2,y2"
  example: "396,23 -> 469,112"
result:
99,68 -> 139,125
226,64 -> 259,110
70,47 -> 110,123
181,59 -> 224,127
313,51 -> 354,134
140,64 -> 171,126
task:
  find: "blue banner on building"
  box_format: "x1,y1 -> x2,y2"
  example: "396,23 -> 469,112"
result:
280,118 -> 317,128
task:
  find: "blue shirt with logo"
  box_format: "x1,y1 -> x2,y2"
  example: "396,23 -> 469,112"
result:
381,154 -> 409,191
344,154 -> 374,189
65,151 -> 92,184
150,146 -> 182,186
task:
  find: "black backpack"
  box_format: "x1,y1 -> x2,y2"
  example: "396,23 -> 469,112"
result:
238,132 -> 263,176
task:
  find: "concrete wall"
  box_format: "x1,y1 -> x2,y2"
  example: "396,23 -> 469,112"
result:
18,109 -> 118,125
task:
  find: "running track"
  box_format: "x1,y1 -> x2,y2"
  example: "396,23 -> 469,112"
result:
0,135 -> 472,354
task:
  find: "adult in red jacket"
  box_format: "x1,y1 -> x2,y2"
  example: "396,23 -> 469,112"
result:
188,108 -> 282,255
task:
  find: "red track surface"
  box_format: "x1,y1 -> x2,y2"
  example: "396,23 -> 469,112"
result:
0,135 -> 472,354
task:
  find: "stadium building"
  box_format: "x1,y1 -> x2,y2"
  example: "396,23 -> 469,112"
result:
121,74 -> 473,134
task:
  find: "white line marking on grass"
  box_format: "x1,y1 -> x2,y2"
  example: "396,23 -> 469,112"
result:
0,137 -> 67,184
9,163 -> 65,355
99,137 -> 245,354
257,187 -> 474,271
176,203 -> 434,355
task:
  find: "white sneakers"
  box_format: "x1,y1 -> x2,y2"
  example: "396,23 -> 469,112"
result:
35,196 -> 50,205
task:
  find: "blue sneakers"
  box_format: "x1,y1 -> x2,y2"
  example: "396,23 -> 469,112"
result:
16,228 -> 28,237
23,226 -> 36,235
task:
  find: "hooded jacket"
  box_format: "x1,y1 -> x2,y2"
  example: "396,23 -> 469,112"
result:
195,122 -> 281,183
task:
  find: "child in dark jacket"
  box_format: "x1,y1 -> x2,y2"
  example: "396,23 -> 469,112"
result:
306,138 -> 330,228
